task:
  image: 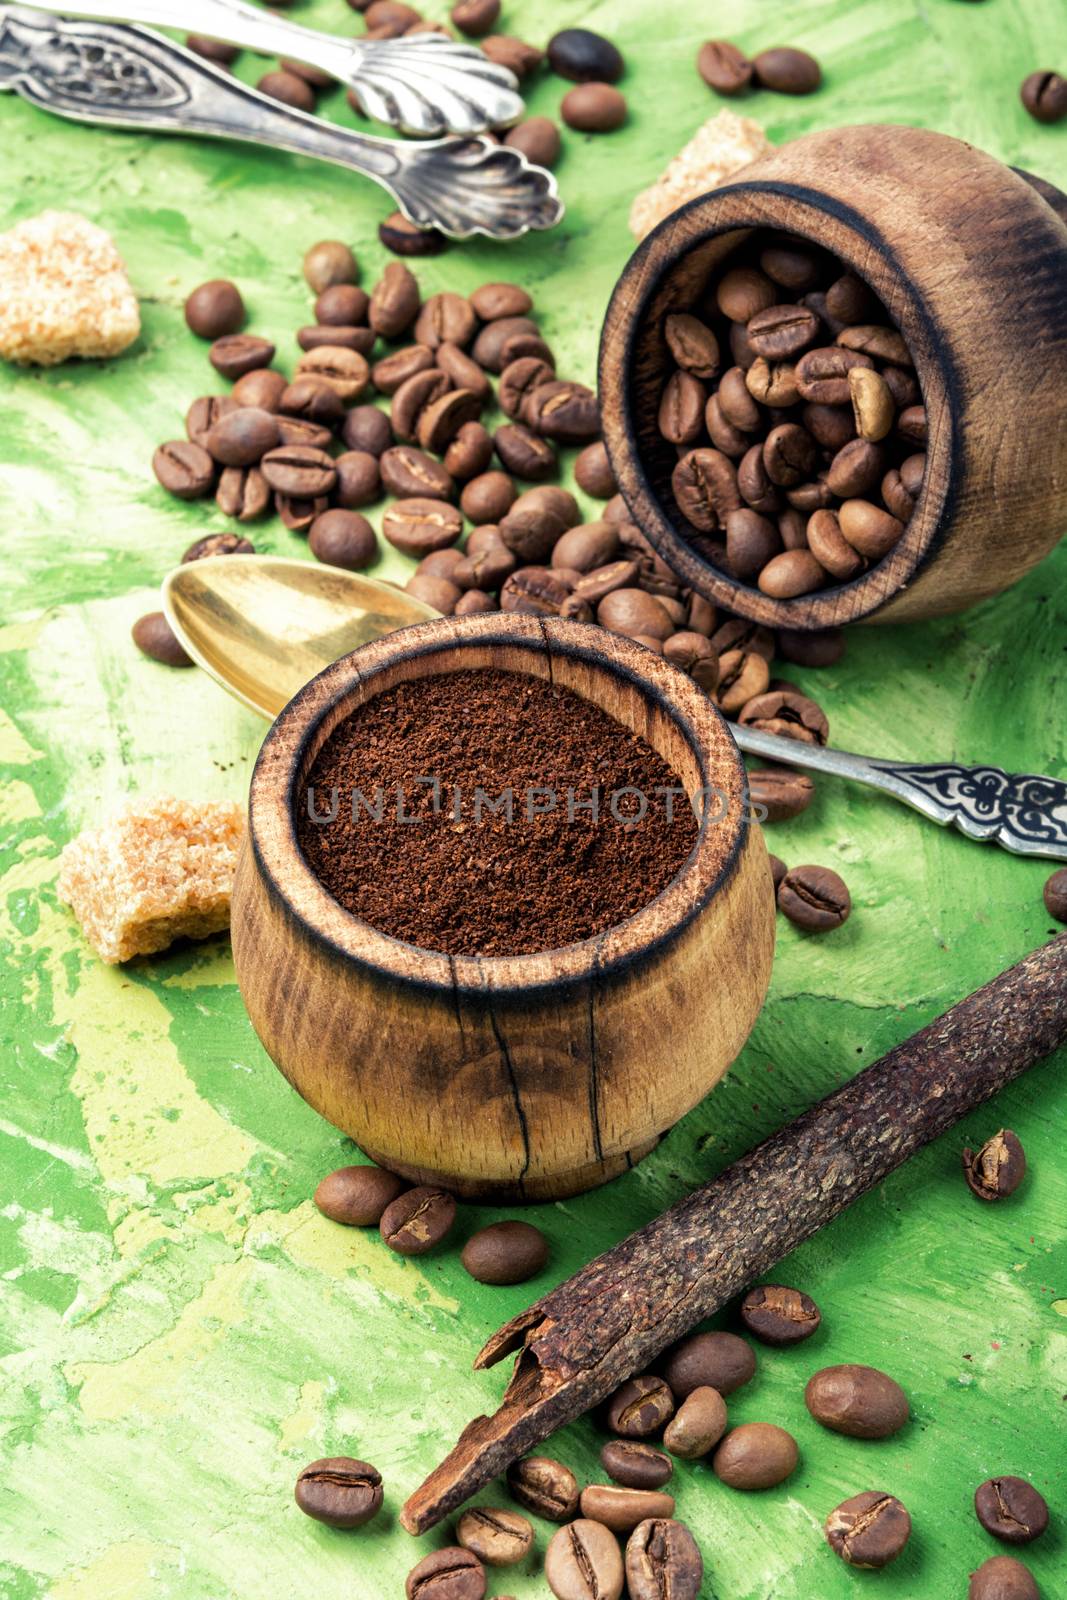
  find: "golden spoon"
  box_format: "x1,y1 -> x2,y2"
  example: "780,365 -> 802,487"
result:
162,554 -> 439,720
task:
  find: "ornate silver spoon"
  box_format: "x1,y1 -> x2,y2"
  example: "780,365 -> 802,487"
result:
12,0 -> 525,135
0,10 -> 562,240
161,557 -> 1067,862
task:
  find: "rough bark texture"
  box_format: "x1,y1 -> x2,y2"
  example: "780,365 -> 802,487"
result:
402,935 -> 1067,1534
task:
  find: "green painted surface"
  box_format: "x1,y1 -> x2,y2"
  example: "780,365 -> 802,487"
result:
1,1 -> 1065,1595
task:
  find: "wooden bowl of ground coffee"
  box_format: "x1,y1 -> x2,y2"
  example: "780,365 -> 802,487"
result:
600,124 -> 1067,628
232,613 -> 775,1201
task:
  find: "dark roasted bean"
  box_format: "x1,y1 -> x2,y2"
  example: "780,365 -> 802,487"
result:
826,1492 -> 911,1568
295,1457 -> 383,1528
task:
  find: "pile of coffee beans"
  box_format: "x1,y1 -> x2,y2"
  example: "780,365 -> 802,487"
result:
313,1159 -> 549,1280
697,39 -> 822,98
653,228 -> 925,599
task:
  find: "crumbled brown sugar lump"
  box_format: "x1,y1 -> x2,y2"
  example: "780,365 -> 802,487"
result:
0,211 -> 141,366
629,110 -> 773,240
58,797 -> 245,964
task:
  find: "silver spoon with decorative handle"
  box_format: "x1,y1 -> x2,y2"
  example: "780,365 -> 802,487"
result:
9,0 -> 525,134
734,724 -> 1067,861
0,10 -> 562,240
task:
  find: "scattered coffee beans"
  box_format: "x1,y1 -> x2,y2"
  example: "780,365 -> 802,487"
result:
405,1546 -> 486,1600
804,1363 -> 908,1439
505,117 -> 562,167
182,531 -> 254,561
712,1422 -> 798,1489
460,1221 -> 549,1284
740,1284 -> 821,1345
379,1185 -> 457,1254
1021,70 -> 1067,123
748,767 -> 814,822
1043,867 -> 1067,922
451,0 -> 500,38
507,1456 -> 580,1522
825,1491 -> 911,1568
753,47 -> 822,94
969,1556 -> 1041,1600
456,1506 -> 534,1566
131,611 -> 194,668
579,1485 -> 676,1534
314,1164 -> 406,1225
974,1478 -> 1049,1545
600,1441 -> 673,1490
625,1518 -> 702,1600
662,1331 -> 756,1397
777,864 -> 852,931
962,1129 -> 1026,1201
303,240 -> 359,293
606,1375 -> 676,1439
184,279 -> 244,339
698,40 -> 753,95
548,28 -> 625,84
545,1519 -> 624,1600
561,82 -> 628,132
662,1386 -> 728,1458
294,1457 -> 383,1528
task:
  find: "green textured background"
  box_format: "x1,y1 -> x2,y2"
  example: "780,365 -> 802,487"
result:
1,1 -> 1066,1596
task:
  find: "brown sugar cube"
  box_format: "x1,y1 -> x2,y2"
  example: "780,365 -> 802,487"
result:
0,211 -> 140,366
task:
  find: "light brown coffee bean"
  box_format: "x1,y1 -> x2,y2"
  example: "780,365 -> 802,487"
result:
748,766 -> 815,822
741,1285 -> 821,1345
469,282 -> 533,321
838,499 -> 906,560
785,479 -> 832,514
461,1221 -> 548,1284
451,0 -> 500,37
663,1386 -> 728,1459
183,530 -> 255,562
807,508 -> 865,580
746,356 -> 800,408
625,1519 -> 703,1600
606,1375 -> 675,1438
659,371 -> 707,445
232,368 -> 288,412
545,1520 -> 624,1600
600,1442 -> 673,1491
697,38 -> 753,95
580,1486 -> 676,1536
552,521 -> 620,572
714,649 -> 771,715
597,589 -> 675,643
215,467 -> 270,522
849,366 -> 895,441
969,1556 -> 1041,1600
456,1507 -> 534,1566
132,611 -> 194,668
303,240 -> 358,293
837,322 -> 913,366
717,267 -> 776,323
561,81 -> 627,131
507,1456 -> 580,1522
480,34 -> 545,78
405,1547 -> 486,1600
295,345 -> 370,401
826,1492 -> 911,1569
380,1185 -> 457,1254
295,1457 -> 383,1528
383,498 -> 463,556
758,548 -> 827,597
381,445 -> 455,501
313,1165 -> 405,1225
573,560 -> 640,604
369,260 -> 421,339
826,437 -> 885,498
504,116 -> 562,167
713,1424 -> 798,1489
663,1331 -> 756,1398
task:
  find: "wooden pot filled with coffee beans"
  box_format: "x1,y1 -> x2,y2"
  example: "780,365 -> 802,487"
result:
600,124 -> 1067,628
231,613 -> 775,1202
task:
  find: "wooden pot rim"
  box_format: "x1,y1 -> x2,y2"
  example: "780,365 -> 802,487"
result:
600,164 -> 956,629
247,613 -> 750,1000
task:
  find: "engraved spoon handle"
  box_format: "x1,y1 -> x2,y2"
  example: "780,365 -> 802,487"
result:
16,0 -> 525,133
0,12 -> 561,239
734,724 -> 1067,861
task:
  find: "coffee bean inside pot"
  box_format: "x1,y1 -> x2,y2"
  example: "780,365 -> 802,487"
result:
740,1284 -> 821,1345
826,1492 -> 911,1568
974,1478 -> 1049,1545
962,1128 -> 1026,1200
295,1457 -> 383,1528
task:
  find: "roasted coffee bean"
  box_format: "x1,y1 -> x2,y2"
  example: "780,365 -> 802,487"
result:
795,346 -> 873,405
825,271 -> 879,325
209,333 -> 275,379
507,1456 -> 580,1522
496,356 -> 552,421
962,1129 -> 1026,1201
711,618 -> 777,659
778,864 -> 851,931
186,33 -> 239,63
383,498 -> 463,556
297,324 -> 375,355
741,1284 -> 821,1345
758,548 -> 827,598
295,345 -> 369,402
183,530 -> 255,562
769,854 -> 788,890
662,632 -> 719,690
405,1547 -> 486,1600
451,0 -> 499,36
561,81 -> 628,132
826,1492 -> 911,1568
606,1375 -> 675,1438
314,1164 -> 405,1225
664,313 -> 721,382
969,1556 -> 1041,1600
881,468 -> 915,522
573,560 -> 640,604
494,423 -> 557,481
806,507 -> 864,580
472,315 -> 539,373
501,566 -> 579,618
882,364 -> 920,408
309,508 -> 378,570
737,443 -> 783,513
697,39 -> 753,94
276,492 -> 328,531
574,440 -> 617,499
459,471 -> 515,525
548,27 -> 624,83
580,1486 -> 676,1536
524,380 -> 600,442
391,369 -> 452,443
897,403 -> 927,444
342,405 -> 393,457
714,649 -> 770,715
664,1332 -> 756,1398
1044,866 -> 1067,922
303,240 -> 359,293
406,572 -> 461,613
185,279 -> 244,338
505,116 -> 562,167
369,260 -> 421,338
551,520 -> 620,572
713,1423 -> 798,1490
600,1442 -> 673,1491
805,1362 -> 907,1439
839,498 -> 905,559
185,395 -> 237,448
827,437 -> 885,498
481,34 -> 545,77
717,267 -> 777,324
1021,69 -> 1067,123
597,588 -> 675,643
295,1457 -> 383,1528
725,509 -> 781,582
437,343 -> 493,402
454,590 -> 497,615
760,237 -> 824,292
215,466 -> 270,522
545,1520 -> 624,1600
418,389 -> 483,455
415,291 -> 479,351
743,688 -> 828,745
381,445 -> 454,501
261,444 -> 336,497
442,422 -> 491,482
718,365 -> 762,431
315,283 -> 369,326
746,356 -> 800,408
500,485 -> 581,562
456,1506 -> 533,1567
153,439 -> 216,499
461,1221 -> 548,1285
658,372 -> 706,445
131,612 -> 194,668
417,549 -> 467,582
786,478 -> 832,513
258,69 -> 316,110
625,1519 -> 702,1600
373,343 -> 435,395
662,1386 -> 728,1459
276,417 -> 334,451
453,535 -> 515,591
849,366 -> 895,442
378,211 -> 447,257
673,448 -> 741,531
748,767 -> 814,822
752,46 -> 821,94
837,322 -> 912,366
763,423 -> 818,487
280,378 -> 345,427
975,1479 -> 1049,1545
747,303 -> 820,361
803,400 -> 855,451
232,368 -> 288,411
379,1184 -> 456,1254
330,449 -> 380,510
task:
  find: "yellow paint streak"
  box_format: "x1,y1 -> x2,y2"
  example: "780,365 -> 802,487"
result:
0,778 -> 42,824
0,706 -> 43,764
278,1378 -> 326,1452
1052,1299 -> 1067,1318
67,1258 -> 253,1421
112,1209 -> 176,1256
46,1538 -> 167,1600
0,614 -> 46,653
173,1179 -> 253,1245
254,1201 -> 459,1314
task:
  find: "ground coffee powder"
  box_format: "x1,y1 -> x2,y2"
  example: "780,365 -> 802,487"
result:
296,669 -> 699,956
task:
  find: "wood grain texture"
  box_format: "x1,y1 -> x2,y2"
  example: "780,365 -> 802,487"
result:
601,125 -> 1067,628
232,614 -> 776,1199
403,935 -> 1067,1532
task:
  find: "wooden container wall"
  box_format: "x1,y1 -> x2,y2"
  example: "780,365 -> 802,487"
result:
231,615 -> 776,1202
600,124 -> 1067,629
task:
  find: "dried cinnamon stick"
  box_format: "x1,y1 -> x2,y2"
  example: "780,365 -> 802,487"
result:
403,935 -> 1067,1534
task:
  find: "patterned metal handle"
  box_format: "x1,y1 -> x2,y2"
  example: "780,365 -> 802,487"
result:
0,11 -> 562,240
733,725 -> 1067,860
14,0 -> 525,134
